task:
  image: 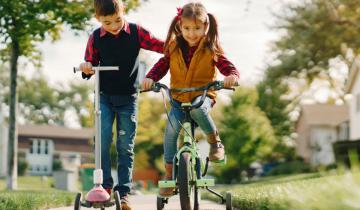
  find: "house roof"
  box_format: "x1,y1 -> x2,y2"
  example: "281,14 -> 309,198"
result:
18,125 -> 94,140
299,104 -> 349,127
345,56 -> 360,93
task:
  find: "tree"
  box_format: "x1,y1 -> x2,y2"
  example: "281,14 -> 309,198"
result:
134,94 -> 167,171
256,73 -> 295,160
0,0 -> 143,190
0,67 -> 93,126
0,0 -> 93,189
216,87 -> 277,183
270,0 -> 360,83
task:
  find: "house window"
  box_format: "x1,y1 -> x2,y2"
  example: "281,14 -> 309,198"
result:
37,141 -> 41,154
357,94 -> 360,113
29,141 -> 33,154
44,141 -> 48,154
29,138 -> 52,155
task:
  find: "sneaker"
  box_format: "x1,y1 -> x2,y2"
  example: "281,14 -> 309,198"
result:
209,142 -> 225,161
120,194 -> 131,210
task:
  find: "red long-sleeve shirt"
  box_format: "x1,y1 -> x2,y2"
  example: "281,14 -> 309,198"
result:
146,45 -> 239,82
85,21 -> 164,65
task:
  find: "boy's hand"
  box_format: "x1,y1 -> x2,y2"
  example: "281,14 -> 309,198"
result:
141,78 -> 154,90
224,75 -> 238,88
79,62 -> 94,75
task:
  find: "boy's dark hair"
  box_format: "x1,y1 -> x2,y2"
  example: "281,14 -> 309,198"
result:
94,0 -> 123,16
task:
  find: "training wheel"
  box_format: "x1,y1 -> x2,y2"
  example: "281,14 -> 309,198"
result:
157,196 -> 167,210
225,191 -> 232,210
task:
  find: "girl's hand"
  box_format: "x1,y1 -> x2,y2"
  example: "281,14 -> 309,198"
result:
79,62 -> 94,75
224,75 -> 237,88
141,78 -> 154,90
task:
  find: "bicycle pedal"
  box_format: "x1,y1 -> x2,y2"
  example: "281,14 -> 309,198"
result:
158,180 -> 176,188
196,178 -> 215,187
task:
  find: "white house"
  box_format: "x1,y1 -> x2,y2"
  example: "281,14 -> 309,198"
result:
345,56 -> 360,140
18,125 -> 94,176
296,104 -> 349,165
0,108 -> 8,177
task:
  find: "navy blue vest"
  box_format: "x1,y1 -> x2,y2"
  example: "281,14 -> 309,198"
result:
94,23 -> 140,95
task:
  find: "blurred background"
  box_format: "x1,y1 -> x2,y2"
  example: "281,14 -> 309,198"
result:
1,0 -> 360,209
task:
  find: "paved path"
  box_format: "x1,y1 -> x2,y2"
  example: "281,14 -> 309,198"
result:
48,194 -> 225,210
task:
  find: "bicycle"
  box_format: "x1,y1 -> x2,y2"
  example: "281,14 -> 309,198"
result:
141,81 -> 236,210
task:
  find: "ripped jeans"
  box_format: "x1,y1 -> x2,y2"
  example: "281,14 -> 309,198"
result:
100,93 -> 137,197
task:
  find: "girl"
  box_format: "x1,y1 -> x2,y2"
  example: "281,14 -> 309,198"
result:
141,2 -> 239,196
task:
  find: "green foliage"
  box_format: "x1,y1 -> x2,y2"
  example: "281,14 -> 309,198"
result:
17,160 -> 28,176
52,159 -> 62,171
256,77 -> 294,160
267,160 -> 313,176
216,87 -> 278,183
1,70 -> 93,126
137,94 -> 167,144
0,190 -> 74,210
254,0 -> 360,164
134,94 -> 167,171
272,0 -> 360,77
0,0 -> 93,64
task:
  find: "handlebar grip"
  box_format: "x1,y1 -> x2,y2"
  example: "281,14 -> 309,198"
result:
73,66 -> 119,73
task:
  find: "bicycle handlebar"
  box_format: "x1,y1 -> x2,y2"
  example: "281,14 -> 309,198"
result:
140,81 -> 238,110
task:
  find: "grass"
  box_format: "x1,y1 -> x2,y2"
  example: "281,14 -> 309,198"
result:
0,176 -> 75,210
203,171 -> 360,210
0,190 -> 74,210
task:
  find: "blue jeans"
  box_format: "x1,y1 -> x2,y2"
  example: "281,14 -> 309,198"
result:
100,93 -> 137,196
163,96 -> 217,163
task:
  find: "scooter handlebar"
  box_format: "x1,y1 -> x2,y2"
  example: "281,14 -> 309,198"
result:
73,66 -> 119,73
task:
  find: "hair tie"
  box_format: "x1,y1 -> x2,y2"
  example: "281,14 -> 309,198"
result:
176,7 -> 183,21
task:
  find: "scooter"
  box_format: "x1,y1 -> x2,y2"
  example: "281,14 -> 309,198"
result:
73,66 -> 121,210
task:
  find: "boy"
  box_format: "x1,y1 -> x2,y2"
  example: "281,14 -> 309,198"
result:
79,0 -> 163,209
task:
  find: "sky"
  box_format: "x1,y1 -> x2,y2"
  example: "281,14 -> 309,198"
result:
30,0 -> 293,87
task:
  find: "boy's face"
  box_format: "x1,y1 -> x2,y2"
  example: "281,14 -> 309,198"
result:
96,10 -> 125,35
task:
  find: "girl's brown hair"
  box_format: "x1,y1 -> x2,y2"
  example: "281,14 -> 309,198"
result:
94,0 -> 124,17
164,2 -> 224,56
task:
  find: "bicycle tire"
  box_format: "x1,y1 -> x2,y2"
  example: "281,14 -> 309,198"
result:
157,196 -> 165,210
178,152 -> 193,210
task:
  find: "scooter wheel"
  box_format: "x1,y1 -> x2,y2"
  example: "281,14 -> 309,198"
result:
74,193 -> 82,210
114,191 -> 122,210
225,191 -> 232,210
156,196 -> 165,210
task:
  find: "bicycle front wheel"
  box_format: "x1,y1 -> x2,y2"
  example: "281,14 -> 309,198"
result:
178,152 -> 194,210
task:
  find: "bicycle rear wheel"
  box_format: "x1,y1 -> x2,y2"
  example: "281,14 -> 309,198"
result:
178,152 -> 194,210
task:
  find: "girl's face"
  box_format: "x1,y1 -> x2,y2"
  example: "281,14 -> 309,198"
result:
97,10 -> 125,35
180,18 -> 207,47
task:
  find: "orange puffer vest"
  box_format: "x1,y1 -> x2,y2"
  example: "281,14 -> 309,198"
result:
169,38 -> 217,103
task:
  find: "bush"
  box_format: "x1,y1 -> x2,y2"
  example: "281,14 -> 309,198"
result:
17,160 -> 28,176
52,159 -> 63,171
267,160 -> 313,176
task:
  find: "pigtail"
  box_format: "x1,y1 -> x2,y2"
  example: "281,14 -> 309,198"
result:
164,17 -> 182,56
207,13 -> 224,56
